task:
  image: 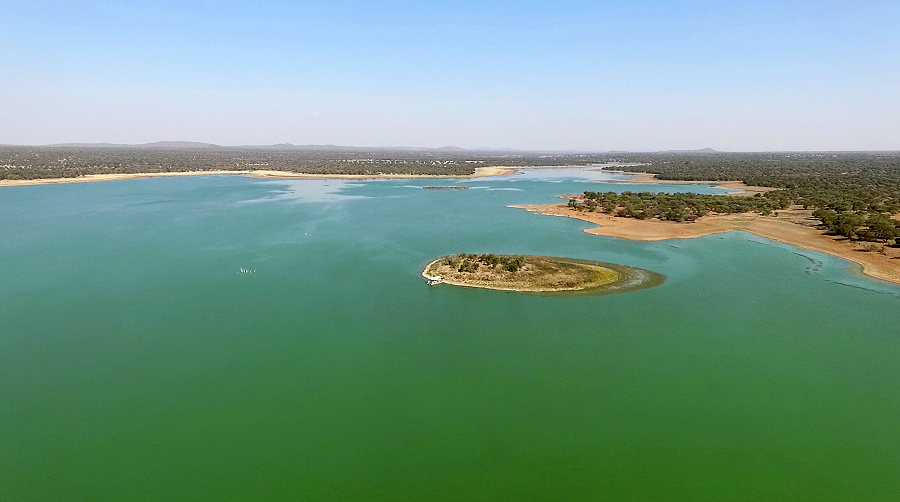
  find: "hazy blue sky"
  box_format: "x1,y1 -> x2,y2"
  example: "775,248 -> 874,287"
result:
3,1 -> 898,150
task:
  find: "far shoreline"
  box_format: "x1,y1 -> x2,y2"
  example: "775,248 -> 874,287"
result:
600,169 -> 776,197
0,166 -> 517,187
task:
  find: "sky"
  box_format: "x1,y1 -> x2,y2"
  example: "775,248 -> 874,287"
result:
2,0 -> 899,151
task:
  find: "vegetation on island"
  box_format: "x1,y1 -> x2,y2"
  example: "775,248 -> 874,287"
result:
424,253 -> 664,295
446,254 -> 528,273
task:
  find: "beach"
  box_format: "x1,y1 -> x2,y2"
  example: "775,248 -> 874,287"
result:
0,165 -> 516,187
513,203 -> 900,286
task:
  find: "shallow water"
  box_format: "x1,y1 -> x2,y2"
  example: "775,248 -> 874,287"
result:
2,169 -> 898,500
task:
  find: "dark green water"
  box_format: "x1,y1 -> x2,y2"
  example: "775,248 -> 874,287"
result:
2,169 -> 898,500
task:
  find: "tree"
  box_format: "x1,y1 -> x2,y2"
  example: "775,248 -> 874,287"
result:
834,212 -> 866,238
863,213 -> 898,242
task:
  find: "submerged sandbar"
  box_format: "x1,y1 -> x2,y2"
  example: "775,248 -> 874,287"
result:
423,253 -> 664,296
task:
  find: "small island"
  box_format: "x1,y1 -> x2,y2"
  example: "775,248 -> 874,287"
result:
423,253 -> 664,296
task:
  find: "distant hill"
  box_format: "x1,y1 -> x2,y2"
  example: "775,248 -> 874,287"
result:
660,148 -> 719,154
138,141 -> 220,149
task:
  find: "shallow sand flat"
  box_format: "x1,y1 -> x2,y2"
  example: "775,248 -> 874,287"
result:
513,204 -> 900,286
0,166 -> 516,186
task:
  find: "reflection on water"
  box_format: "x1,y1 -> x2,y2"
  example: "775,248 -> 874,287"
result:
510,166 -> 628,182
240,179 -> 366,203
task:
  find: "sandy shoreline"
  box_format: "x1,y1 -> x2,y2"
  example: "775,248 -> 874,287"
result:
0,166 -> 517,187
513,203 -> 900,286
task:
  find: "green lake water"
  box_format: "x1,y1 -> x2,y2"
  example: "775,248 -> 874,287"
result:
2,169 -> 898,500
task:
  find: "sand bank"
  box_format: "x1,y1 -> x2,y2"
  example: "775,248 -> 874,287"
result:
0,166 -> 517,187
513,204 -> 900,286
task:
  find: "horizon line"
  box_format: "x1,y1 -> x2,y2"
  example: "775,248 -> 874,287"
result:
2,141 -> 899,155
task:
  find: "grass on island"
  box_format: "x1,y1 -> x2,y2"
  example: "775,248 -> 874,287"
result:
423,253 -> 664,295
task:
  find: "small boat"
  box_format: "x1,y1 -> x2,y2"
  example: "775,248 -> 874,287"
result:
425,275 -> 443,286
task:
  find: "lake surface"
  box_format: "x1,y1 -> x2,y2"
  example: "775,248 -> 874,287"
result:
2,168 -> 899,500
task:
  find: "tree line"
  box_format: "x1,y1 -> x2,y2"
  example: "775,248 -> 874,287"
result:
572,191 -> 792,221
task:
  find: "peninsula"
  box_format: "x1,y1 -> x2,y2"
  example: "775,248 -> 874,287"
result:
512,165 -> 900,286
423,253 -> 664,295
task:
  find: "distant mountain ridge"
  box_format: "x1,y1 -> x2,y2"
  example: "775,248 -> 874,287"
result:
661,148 -> 719,153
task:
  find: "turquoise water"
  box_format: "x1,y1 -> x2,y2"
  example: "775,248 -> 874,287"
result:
2,169 -> 899,500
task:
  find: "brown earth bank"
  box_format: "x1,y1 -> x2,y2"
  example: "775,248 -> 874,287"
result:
512,203 -> 900,286
0,166 -> 516,187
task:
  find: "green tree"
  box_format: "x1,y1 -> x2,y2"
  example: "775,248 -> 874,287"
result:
864,213 -> 898,241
